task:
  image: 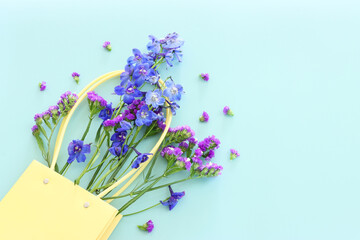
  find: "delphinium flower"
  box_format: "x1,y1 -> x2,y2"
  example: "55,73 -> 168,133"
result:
133,63 -> 157,87
120,65 -> 134,87
223,106 -> 234,116
67,140 -> 91,163
138,220 -> 154,233
163,80 -> 184,102
114,83 -> 143,104
145,89 -> 165,108
72,72 -> 80,84
103,41 -> 112,51
57,91 -> 78,115
200,73 -> 209,81
39,81 -> 46,91
160,185 -> 185,211
135,105 -> 157,127
131,147 -> 152,169
99,103 -> 113,121
199,111 -> 209,122
230,148 -> 240,160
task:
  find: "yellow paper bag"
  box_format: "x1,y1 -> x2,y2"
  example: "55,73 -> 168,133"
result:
0,71 -> 172,240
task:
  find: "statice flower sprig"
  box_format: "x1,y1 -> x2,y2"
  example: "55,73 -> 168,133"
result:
230,148 -> 240,160
138,220 -> 154,233
72,72 -> 80,84
39,81 -> 46,91
199,111 -> 209,122
223,106 -> 234,116
103,41 -> 112,51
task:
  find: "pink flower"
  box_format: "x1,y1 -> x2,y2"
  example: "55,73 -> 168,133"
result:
39,81 -> 46,91
200,73 -> 209,81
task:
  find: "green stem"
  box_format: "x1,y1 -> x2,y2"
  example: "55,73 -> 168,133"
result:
123,202 -> 164,217
81,116 -> 94,141
117,176 -> 163,214
102,177 -> 198,200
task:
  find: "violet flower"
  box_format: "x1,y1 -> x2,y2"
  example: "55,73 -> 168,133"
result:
223,106 -> 234,116
99,103 -> 113,121
138,220 -> 154,233
72,72 -> 80,84
199,111 -> 209,122
163,80 -> 183,102
114,83 -> 143,104
67,140 -> 91,163
135,105 -> 157,127
230,148 -> 240,160
131,148 -> 153,169
103,41 -> 112,51
160,185 -> 185,211
200,73 -> 209,81
145,89 -> 165,108
39,81 -> 46,91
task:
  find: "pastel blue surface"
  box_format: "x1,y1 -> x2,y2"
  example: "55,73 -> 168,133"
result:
1,0 -> 360,239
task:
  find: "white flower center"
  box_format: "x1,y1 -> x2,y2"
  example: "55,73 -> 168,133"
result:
170,87 -> 178,95
141,112 -> 148,119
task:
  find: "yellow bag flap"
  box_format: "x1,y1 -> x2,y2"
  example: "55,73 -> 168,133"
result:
0,160 -> 119,240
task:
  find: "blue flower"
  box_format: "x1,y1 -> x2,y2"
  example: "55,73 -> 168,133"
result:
161,32 -> 184,50
146,71 -> 160,85
110,128 -> 128,146
127,48 -> 148,65
145,89 -> 165,108
164,51 -> 174,67
120,64 -> 134,87
147,35 -> 161,53
163,80 -> 184,102
133,63 -> 155,87
135,105 -> 157,127
67,140 -> 91,163
166,100 -> 180,115
99,103 -> 113,121
131,152 -> 152,169
114,83 -> 143,104
109,144 -> 129,157
160,185 -> 185,210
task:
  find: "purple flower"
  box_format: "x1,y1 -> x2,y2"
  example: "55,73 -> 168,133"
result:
72,72 -> 80,84
198,135 -> 221,152
135,105 -> 157,127
132,150 -> 152,169
147,35 -> 161,53
194,148 -> 203,157
166,100 -> 180,115
103,41 -> 112,51
163,80 -> 183,102
200,73 -> 209,81
103,119 -> 116,127
179,141 -> 189,150
87,91 -> 108,107
110,127 -> 128,146
127,49 -> 148,65
196,162 -> 223,176
161,32 -> 184,50
161,146 -> 183,161
120,64 -> 134,86
138,220 -> 154,233
133,63 -> 156,87
167,125 -> 195,142
67,140 -> 91,163
230,148 -> 240,160
223,106 -> 234,116
31,125 -> 39,136
157,120 -> 166,130
199,111 -> 209,122
160,185 -> 185,211
39,81 -> 46,91
99,103 -> 113,121
145,89 -> 165,108
109,144 -> 129,157
176,156 -> 192,171
114,83 -> 143,104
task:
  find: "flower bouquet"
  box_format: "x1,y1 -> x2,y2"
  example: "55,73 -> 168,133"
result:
0,33 -> 223,239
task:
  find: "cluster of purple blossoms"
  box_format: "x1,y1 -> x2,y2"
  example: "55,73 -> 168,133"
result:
230,148 -> 240,160
198,135 -> 221,152
123,99 -> 146,121
87,91 -> 108,116
72,72 -> 80,84
103,41 -> 112,51
87,91 -> 107,107
161,146 -> 183,160
138,220 -> 154,233
39,81 -> 46,91
200,73 -> 209,81
102,115 -> 126,129
167,125 -> 195,143
31,125 -> 39,136
196,162 -> 223,176
32,92 -> 77,132
199,111 -> 209,122
175,156 -> 192,171
57,91 -> 78,115
223,106 -> 234,116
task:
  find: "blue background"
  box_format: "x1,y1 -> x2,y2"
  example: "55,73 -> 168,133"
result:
1,0 -> 360,239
